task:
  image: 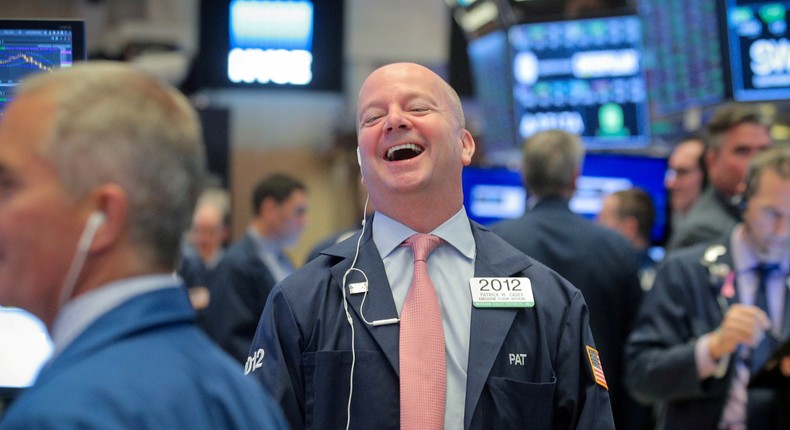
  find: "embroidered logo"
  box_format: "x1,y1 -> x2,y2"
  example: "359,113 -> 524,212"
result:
244,348 -> 265,375
586,345 -> 608,390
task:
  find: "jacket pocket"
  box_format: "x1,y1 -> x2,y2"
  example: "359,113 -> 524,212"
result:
303,350 -> 399,430
481,376 -> 556,429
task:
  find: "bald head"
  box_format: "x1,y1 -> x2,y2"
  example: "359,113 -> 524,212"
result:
357,62 -> 465,131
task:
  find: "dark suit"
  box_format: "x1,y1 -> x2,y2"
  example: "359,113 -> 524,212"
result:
626,239 -> 790,429
305,226 -> 360,263
176,245 -> 221,332
667,187 -> 740,250
491,197 -> 646,429
248,218 -> 614,429
203,233 -> 277,363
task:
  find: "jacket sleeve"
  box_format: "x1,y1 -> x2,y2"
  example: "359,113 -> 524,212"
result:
206,257 -> 271,363
247,285 -> 306,430
625,258 -> 729,403
554,290 -> 616,429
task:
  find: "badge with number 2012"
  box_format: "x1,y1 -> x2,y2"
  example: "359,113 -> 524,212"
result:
469,277 -> 534,308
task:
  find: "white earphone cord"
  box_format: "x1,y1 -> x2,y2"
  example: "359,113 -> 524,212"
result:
58,212 -> 104,308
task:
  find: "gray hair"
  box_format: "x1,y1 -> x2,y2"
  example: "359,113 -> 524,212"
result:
17,61 -> 206,267
743,144 -> 790,203
522,129 -> 584,198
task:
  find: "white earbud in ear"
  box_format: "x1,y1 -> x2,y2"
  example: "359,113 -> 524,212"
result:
357,146 -> 362,167
87,211 -> 106,229
59,210 -> 107,307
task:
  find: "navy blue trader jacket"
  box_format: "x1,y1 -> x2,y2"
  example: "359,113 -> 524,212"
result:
248,220 -> 614,429
626,240 -> 790,429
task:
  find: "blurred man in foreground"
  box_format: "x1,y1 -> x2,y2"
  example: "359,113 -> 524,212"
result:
0,62 -> 287,429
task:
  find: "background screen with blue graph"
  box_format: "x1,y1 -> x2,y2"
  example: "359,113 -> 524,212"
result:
0,19 -> 85,116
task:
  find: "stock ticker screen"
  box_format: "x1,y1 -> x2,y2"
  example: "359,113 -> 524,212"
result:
508,14 -> 652,150
725,0 -> 790,101
638,0 -> 727,116
0,20 -> 84,116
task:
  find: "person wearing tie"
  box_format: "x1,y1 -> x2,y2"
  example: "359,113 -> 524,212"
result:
246,62 -> 614,429
626,145 -> 790,429
202,173 -> 308,362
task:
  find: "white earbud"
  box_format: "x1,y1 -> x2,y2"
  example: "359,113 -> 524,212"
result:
87,211 -> 106,230
58,211 -> 106,307
356,146 -> 362,167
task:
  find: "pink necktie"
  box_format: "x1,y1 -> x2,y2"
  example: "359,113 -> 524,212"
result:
400,233 -> 446,430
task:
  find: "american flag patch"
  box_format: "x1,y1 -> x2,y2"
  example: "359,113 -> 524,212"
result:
586,345 -> 608,390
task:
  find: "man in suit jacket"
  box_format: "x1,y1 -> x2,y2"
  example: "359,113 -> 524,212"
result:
668,103 -> 772,250
626,145 -> 790,429
665,137 -> 706,234
247,62 -> 613,429
0,62 -> 287,429
203,173 -> 308,362
177,188 -> 231,327
491,129 -> 647,429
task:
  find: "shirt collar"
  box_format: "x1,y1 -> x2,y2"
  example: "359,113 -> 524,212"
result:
371,207 -> 475,260
50,274 -> 180,359
730,224 -> 790,274
247,225 -> 281,254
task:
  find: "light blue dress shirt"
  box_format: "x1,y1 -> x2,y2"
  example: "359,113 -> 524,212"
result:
372,208 -> 476,430
248,227 -> 295,283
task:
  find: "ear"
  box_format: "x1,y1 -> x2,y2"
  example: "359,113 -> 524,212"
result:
260,196 -> 282,223
704,147 -> 718,172
622,216 -> 639,243
460,129 -> 476,166
86,183 -> 128,253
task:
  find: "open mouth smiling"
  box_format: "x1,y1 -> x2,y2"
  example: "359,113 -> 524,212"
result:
386,143 -> 424,161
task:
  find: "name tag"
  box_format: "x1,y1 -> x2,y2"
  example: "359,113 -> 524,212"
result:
469,277 -> 534,308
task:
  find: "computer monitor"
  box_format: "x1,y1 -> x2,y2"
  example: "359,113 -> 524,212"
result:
724,0 -> 790,102
462,152 -> 668,245
637,0 -> 727,116
573,152 -> 669,244
462,166 -> 526,226
508,13 -> 652,150
0,307 -> 53,399
194,0 -> 343,91
0,19 -> 86,115
466,29 -> 518,158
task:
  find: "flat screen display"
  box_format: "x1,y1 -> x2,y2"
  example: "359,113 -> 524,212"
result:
508,14 -> 652,150
228,0 -> 314,85
0,307 -> 52,395
574,152 -> 669,244
725,0 -> 790,101
637,0 -> 727,116
462,152 -> 668,244
466,30 -> 518,157
462,166 -> 526,226
194,0 -> 343,91
0,19 -> 86,116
